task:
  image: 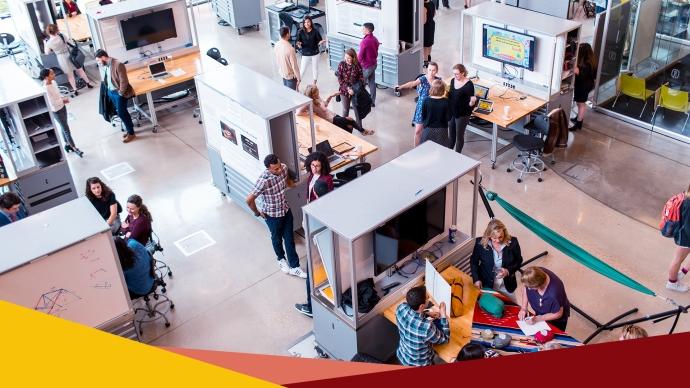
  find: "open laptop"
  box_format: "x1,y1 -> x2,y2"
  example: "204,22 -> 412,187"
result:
149,62 -> 170,79
474,99 -> 494,115
309,140 -> 345,166
474,84 -> 489,99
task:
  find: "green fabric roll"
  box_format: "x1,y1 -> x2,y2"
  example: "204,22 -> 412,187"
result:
485,191 -> 656,297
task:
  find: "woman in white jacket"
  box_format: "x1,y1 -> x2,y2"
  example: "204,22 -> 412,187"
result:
40,68 -> 83,157
44,24 -> 94,95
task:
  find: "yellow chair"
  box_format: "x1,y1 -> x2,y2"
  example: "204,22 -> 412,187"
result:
612,73 -> 656,117
651,85 -> 690,131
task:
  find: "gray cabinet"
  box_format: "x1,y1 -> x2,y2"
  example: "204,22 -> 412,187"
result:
211,0 -> 262,34
15,163 -> 77,214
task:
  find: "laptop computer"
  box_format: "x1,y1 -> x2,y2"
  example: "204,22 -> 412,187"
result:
309,140 -> 345,166
474,99 -> 494,115
149,62 -> 170,79
474,84 -> 489,99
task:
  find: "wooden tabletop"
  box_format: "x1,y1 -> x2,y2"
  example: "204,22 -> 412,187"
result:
471,79 -> 547,127
57,14 -> 91,42
295,114 -> 378,171
383,266 -> 480,363
0,177 -> 16,187
128,51 -> 203,96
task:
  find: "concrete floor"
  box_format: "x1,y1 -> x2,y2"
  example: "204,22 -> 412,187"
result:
47,1 -> 690,357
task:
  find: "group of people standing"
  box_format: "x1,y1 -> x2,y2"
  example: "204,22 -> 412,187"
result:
275,19 -> 379,136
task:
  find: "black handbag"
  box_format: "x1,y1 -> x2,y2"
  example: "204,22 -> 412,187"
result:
59,33 -> 85,69
341,278 -> 380,314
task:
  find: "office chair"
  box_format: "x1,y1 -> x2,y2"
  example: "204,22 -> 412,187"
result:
217,57 -> 229,66
206,47 -> 221,61
0,33 -> 20,62
507,109 -> 564,183
278,12 -> 298,45
336,162 -> 371,182
611,73 -> 655,118
147,230 -> 173,283
651,85 -> 690,132
132,255 -> 175,336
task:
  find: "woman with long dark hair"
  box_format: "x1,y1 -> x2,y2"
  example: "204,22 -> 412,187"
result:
296,16 -> 325,85
304,152 -> 334,203
396,62 -> 441,146
571,43 -> 597,131
121,194 -> 153,245
448,64 -> 476,153
114,237 -> 154,298
85,177 -> 121,234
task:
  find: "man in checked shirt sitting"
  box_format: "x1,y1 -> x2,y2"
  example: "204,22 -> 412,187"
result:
396,285 -> 450,366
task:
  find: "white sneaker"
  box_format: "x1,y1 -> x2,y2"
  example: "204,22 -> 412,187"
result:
678,270 -> 687,282
666,281 -> 688,292
288,267 -> 307,279
278,259 -> 289,273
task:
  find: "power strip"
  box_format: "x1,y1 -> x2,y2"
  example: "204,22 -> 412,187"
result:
153,54 -> 172,63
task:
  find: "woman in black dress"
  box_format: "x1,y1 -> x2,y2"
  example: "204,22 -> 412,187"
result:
448,64 -> 476,153
571,43 -> 597,131
420,79 -> 451,147
423,0 -> 436,68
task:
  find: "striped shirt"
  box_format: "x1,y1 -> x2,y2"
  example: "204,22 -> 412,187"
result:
396,303 -> 450,366
250,163 -> 289,218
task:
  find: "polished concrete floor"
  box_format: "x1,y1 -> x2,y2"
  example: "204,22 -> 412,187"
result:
41,1 -> 690,357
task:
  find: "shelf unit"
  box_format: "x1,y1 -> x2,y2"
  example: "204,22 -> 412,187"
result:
211,0 -> 262,35
0,61 -> 77,214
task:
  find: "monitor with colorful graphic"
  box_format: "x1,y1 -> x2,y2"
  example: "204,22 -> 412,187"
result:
482,25 -> 536,71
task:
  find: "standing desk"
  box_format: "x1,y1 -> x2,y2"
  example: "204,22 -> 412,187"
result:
57,14 -> 91,42
294,114 -> 378,171
469,79 -> 547,169
128,51 -> 203,132
383,266 -> 480,363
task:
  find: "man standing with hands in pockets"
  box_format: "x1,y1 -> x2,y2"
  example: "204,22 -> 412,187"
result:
247,154 -> 307,279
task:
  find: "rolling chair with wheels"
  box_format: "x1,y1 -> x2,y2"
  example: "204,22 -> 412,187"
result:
611,73 -> 655,118
651,85 -> 690,132
132,256 -> 175,336
217,57 -> 229,66
335,162 -> 371,182
146,230 -> 173,282
507,109 -> 564,183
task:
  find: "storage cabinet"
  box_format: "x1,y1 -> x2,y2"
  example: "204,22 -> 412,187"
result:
0,61 -> 77,214
211,0 -> 262,35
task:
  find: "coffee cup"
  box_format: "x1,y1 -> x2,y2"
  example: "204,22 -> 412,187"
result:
503,106 -> 511,118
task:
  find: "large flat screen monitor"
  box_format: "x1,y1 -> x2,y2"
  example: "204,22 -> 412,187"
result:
374,188 -> 446,276
121,8 -> 177,51
482,24 -> 536,71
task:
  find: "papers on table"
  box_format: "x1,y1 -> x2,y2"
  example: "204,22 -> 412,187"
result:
425,259 -> 451,317
517,319 -> 551,336
170,68 -> 186,77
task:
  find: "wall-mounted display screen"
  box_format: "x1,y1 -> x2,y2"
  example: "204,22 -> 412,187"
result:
482,24 -> 536,71
121,8 -> 177,51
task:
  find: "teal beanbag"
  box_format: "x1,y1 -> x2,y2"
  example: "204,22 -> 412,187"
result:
479,293 -> 505,318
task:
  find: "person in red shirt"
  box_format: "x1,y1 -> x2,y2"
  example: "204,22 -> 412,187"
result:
63,0 -> 81,17
121,194 -> 153,245
358,23 -> 379,107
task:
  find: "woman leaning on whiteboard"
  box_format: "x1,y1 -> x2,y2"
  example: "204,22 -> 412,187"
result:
666,184 -> 690,292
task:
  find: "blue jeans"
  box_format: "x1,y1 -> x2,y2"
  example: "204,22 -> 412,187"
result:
108,89 -> 134,135
264,209 -> 299,268
283,78 -> 297,90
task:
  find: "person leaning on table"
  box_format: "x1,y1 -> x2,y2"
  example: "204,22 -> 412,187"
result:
395,285 -> 449,366
518,267 -> 571,331
470,219 -> 523,299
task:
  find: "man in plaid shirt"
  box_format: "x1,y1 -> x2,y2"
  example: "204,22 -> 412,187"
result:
246,154 -> 306,279
396,285 -> 449,366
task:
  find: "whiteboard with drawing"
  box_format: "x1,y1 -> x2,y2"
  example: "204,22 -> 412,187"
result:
0,198 -> 132,328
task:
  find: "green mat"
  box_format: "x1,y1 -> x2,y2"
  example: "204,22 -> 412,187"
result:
485,191 -> 656,297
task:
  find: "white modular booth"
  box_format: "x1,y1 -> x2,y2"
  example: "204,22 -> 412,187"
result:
325,0 -> 424,91
195,64 -> 317,230
461,2 -> 582,115
303,142 -> 481,361
86,0 -> 197,69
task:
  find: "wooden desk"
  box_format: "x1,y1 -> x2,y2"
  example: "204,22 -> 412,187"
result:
127,51 -> 202,132
467,79 -> 547,169
295,115 -> 378,171
57,14 -> 91,42
1,177 -> 16,188
383,266 -> 480,363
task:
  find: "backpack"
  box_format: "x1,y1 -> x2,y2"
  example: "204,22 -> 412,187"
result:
660,193 -> 685,238
341,278 -> 380,314
352,81 -> 372,120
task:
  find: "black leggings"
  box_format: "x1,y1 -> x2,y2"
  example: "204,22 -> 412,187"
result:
333,115 -> 365,134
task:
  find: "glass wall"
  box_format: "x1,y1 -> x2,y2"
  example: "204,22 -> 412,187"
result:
595,0 -> 690,142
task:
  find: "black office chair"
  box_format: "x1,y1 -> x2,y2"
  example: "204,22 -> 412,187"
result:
336,162 -> 371,182
132,254 -> 175,336
0,33 -> 19,61
278,12 -> 298,45
147,231 -> 173,283
206,47 -> 221,61
507,113 -> 558,183
217,57 -> 228,66
332,178 -> 349,188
